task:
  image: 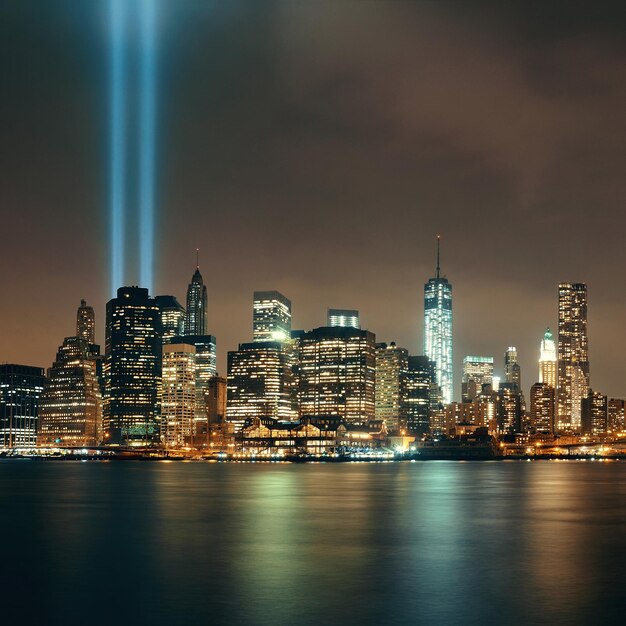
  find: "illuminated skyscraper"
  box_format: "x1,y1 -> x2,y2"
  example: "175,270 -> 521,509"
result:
581,390 -> 607,436
38,336 -> 103,447
504,347 -> 521,391
375,342 -> 408,433
171,334 -> 217,433
328,309 -> 360,329
402,356 -> 436,435
77,299 -> 95,344
155,295 -> 185,343
424,237 -> 453,404
298,326 -> 376,423
226,342 -> 295,431
161,343 -> 196,448
530,382 -> 555,433
557,283 -> 589,431
462,356 -> 494,402
608,399 -> 625,433
539,328 -> 557,388
253,291 -> 291,343
104,287 -> 162,445
0,364 -> 45,449
185,266 -> 207,335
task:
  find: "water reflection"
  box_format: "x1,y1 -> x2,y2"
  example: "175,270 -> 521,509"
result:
1,460 -> 626,625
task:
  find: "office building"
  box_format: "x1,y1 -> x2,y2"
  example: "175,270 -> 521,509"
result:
581,391 -> 607,436
76,299 -> 95,344
424,237 -> 453,404
38,336 -> 103,447
155,295 -> 185,343
226,342 -> 295,431
498,383 -> 522,433
185,265 -> 207,335
253,291 -> 291,342
104,287 -> 162,445
0,364 -> 45,449
375,342 -> 408,433
161,343 -> 196,448
462,356 -> 494,402
530,382 -> 555,433
298,326 -> 376,424
328,309 -> 360,329
504,347 -> 521,391
402,356 -> 435,435
608,399 -> 625,433
557,283 -> 589,431
539,328 -> 557,388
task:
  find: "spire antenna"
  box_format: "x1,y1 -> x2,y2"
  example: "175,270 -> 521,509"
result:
436,235 -> 441,279
196,248 -> 199,268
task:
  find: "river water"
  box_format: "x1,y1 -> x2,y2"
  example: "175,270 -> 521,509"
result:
1,460 -> 625,625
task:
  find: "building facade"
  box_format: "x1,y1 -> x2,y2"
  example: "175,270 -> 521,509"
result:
557,283 -> 589,432
462,356 -> 494,402
424,238 -> 453,405
375,342 -> 408,433
38,336 -> 102,447
155,295 -> 185,343
253,291 -> 291,343
539,328 -> 557,388
530,382 -> 555,433
0,364 -> 45,449
298,326 -> 376,424
226,341 -> 295,431
161,343 -> 196,448
327,309 -> 360,329
185,266 -> 208,335
504,347 -> 521,391
582,391 -> 607,436
76,299 -> 95,344
104,287 -> 162,445
402,356 -> 435,435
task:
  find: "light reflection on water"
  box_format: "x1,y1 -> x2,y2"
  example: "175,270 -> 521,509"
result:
1,461 -> 626,625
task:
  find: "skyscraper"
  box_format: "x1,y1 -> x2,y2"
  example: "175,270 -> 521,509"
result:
557,283 -> 589,432
530,382 -> 555,433
402,356 -> 436,435
155,295 -> 185,343
298,326 -> 376,424
0,364 -> 45,449
328,309 -> 360,329
504,347 -> 521,391
38,336 -> 103,447
185,265 -> 207,336
161,343 -> 196,448
104,287 -> 162,445
253,291 -> 291,343
539,328 -> 557,388
76,299 -> 95,344
424,237 -> 453,404
581,390 -> 607,436
226,341 -> 295,431
462,356 -> 494,401
375,342 -> 408,433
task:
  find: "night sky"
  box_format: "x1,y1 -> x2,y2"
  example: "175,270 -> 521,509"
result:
1,1 -> 625,400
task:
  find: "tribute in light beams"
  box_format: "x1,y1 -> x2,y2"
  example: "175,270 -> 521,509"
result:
109,0 -> 126,297
139,0 -> 156,294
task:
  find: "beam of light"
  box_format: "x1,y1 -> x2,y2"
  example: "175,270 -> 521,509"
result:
109,0 -> 126,297
139,0 -> 156,294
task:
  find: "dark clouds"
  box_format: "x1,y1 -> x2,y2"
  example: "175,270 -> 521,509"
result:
1,1 -> 625,399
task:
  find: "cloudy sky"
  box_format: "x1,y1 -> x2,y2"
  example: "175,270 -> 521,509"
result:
1,0 -> 625,400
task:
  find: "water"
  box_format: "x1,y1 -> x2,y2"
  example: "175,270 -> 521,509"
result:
1,460 -> 626,625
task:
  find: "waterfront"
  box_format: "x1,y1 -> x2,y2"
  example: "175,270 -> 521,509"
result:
2,461 -> 626,625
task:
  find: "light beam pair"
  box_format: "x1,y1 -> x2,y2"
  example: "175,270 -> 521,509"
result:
109,0 -> 156,296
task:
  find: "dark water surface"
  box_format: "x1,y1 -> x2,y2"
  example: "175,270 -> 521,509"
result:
2,460 -> 626,625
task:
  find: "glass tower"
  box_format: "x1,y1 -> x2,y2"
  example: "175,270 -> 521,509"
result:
104,287 -> 162,445
253,291 -> 291,343
423,237 -> 453,405
557,282 -> 589,431
185,266 -> 207,336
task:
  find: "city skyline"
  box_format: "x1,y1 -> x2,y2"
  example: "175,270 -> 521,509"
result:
1,2 -> 625,399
